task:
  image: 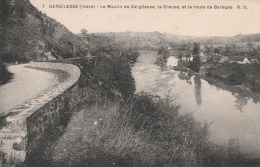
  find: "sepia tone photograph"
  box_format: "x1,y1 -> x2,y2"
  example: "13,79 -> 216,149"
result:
0,0 -> 260,166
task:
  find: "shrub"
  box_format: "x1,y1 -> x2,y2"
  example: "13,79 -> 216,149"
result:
0,57 -> 12,85
78,54 -> 135,99
227,67 -> 246,85
51,92 -> 209,167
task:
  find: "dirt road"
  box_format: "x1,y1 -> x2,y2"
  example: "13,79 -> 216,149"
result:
0,64 -> 57,113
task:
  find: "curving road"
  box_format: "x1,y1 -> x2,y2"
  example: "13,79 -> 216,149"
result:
0,64 -> 57,114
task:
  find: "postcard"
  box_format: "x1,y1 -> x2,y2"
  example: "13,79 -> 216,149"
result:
0,0 -> 260,166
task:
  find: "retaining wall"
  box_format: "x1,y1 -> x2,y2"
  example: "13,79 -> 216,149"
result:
0,62 -> 82,165
23,62 -> 83,165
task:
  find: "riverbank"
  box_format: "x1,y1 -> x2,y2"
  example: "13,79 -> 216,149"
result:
156,50 -> 260,102
201,73 -> 260,102
173,66 -> 260,102
203,63 -> 260,98
136,51 -> 260,165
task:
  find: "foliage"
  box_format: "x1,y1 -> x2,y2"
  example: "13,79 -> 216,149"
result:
192,42 -> 200,55
228,72 -> 245,85
155,56 -> 166,68
190,55 -> 201,73
155,47 -> 169,67
80,28 -> 88,35
51,91 -> 209,167
78,54 -> 136,99
0,0 -> 88,63
85,34 -> 139,64
0,57 -> 12,85
190,43 -> 201,72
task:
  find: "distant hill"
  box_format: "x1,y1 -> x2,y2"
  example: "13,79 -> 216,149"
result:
94,32 -> 176,50
94,32 -> 260,50
0,0 -> 88,63
193,33 -> 260,45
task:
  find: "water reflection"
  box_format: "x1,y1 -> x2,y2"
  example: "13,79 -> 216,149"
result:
133,51 -> 260,157
194,76 -> 202,106
234,94 -> 248,112
178,71 -> 192,84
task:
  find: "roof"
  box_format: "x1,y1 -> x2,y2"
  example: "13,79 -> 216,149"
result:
219,56 -> 229,63
251,58 -> 259,62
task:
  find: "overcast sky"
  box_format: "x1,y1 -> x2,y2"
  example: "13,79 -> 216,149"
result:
29,0 -> 260,36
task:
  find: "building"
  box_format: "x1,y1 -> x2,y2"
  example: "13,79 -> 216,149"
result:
166,56 -> 178,67
238,57 -> 250,64
250,59 -> 259,64
219,56 -> 229,63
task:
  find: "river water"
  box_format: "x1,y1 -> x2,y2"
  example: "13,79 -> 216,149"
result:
132,51 -> 260,157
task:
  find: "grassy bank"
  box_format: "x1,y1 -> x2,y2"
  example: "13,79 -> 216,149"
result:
22,50 -> 216,166
48,89 -> 260,167
48,89 -> 208,167
40,50 -> 260,167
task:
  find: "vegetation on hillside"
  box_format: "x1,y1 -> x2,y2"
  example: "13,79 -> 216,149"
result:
49,91 -> 211,167
0,0 -> 88,63
0,57 -> 12,85
79,33 -> 140,63
78,55 -> 136,100
206,63 -> 260,92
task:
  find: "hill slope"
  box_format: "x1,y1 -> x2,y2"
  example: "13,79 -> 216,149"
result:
0,0 -> 88,63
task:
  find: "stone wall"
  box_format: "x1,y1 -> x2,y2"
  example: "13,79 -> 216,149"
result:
23,62 -> 83,165
0,62 -> 81,165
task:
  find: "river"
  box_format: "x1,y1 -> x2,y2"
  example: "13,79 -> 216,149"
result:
132,51 -> 260,157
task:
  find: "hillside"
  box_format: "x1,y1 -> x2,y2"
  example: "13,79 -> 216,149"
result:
0,0 -> 88,63
95,32 -> 176,50
0,57 -> 12,85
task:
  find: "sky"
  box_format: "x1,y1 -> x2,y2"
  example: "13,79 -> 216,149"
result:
29,0 -> 260,36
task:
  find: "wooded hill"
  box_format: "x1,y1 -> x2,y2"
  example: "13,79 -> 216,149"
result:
0,0 -> 88,63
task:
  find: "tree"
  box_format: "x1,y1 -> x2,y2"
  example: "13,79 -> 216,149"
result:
0,56 -> 12,85
191,42 -> 201,72
225,44 -> 231,53
204,45 -> 211,53
214,47 -> 220,54
192,42 -> 200,55
247,41 -> 253,48
113,56 -> 136,99
80,28 -> 88,35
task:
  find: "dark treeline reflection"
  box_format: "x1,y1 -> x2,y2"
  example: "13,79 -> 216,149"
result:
234,94 -> 249,112
194,75 -> 202,106
177,72 -> 202,106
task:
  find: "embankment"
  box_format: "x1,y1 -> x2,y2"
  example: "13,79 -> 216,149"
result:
24,62 -> 83,165
0,62 -> 81,165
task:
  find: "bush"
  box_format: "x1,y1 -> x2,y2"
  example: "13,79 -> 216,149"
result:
227,67 -> 246,85
0,57 -> 12,85
155,56 -> 166,67
51,92 -> 209,167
